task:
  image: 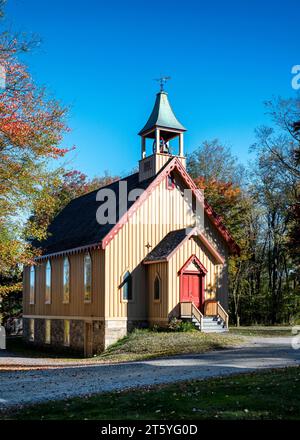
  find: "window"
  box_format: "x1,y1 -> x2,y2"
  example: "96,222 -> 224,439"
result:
84,253 -> 92,302
29,319 -> 35,341
154,275 -> 161,301
45,260 -> 51,304
63,257 -> 70,303
29,266 -> 35,304
166,173 -> 175,190
122,271 -> 132,301
64,320 -> 70,346
45,319 -> 51,344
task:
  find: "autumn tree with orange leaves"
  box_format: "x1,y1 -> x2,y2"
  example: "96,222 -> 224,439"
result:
0,13 -> 70,294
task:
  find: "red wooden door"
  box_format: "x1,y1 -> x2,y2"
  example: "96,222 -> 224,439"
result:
181,273 -> 201,309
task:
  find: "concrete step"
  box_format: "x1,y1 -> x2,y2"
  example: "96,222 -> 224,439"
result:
182,315 -> 227,333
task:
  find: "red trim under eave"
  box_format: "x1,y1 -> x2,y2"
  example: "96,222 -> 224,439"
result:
101,157 -> 240,255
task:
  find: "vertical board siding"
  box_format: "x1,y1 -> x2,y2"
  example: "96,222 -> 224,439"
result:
24,166 -> 229,324
147,262 -> 168,320
105,171 -> 227,319
23,248 -> 105,318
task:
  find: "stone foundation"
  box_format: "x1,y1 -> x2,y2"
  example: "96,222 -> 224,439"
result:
23,317 -> 148,356
104,319 -> 127,348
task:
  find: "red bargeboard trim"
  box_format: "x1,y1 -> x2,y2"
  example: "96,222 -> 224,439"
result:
178,254 -> 208,275
101,157 -> 240,254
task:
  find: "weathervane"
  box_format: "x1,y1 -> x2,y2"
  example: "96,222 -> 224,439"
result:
154,75 -> 171,92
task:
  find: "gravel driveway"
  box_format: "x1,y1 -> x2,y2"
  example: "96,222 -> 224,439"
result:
0,337 -> 299,410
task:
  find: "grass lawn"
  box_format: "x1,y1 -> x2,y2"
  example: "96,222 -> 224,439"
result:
5,330 -> 242,364
229,326 -> 293,337
4,367 -> 300,420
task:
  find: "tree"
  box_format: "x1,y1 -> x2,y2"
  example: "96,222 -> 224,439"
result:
0,11 -> 70,297
24,169 -> 119,245
250,96 -> 300,323
187,140 -> 255,325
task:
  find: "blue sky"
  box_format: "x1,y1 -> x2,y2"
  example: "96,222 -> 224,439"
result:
4,0 -> 300,178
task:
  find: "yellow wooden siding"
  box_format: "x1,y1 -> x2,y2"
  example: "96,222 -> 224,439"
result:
23,167 -> 229,322
105,171 -> 227,319
147,262 -> 168,321
23,248 -> 105,318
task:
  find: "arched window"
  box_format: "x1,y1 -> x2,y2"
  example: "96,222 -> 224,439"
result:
122,271 -> 132,301
63,257 -> 70,303
45,260 -> 51,304
29,266 -> 35,304
154,275 -> 160,301
84,253 -> 92,302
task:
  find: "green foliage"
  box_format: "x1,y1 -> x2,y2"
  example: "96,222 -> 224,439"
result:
166,318 -> 196,332
187,105 -> 300,326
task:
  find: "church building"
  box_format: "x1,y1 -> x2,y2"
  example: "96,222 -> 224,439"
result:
22,86 -> 240,356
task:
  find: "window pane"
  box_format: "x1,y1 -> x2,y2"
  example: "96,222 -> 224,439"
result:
45,261 -> 51,304
84,254 -> 92,302
29,267 -> 35,304
63,258 -> 70,303
122,271 -> 132,301
154,276 -> 160,300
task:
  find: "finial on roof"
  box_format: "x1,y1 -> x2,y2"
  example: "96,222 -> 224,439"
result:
154,75 -> 171,92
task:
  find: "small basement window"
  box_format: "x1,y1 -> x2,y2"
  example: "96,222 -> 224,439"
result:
64,320 -> 70,346
29,319 -> 35,341
45,319 -> 51,344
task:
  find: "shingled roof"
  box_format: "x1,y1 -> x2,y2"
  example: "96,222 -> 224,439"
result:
32,172 -> 156,255
143,229 -> 188,262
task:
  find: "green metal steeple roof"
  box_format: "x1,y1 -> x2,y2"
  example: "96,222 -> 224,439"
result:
138,91 -> 186,137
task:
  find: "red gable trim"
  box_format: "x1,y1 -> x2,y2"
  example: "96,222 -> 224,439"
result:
101,157 -> 240,255
178,254 -> 208,275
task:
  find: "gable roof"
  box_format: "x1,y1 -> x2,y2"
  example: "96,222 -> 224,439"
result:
34,156 -> 240,259
143,227 -> 225,265
143,229 -> 188,262
101,157 -> 240,255
32,172 -> 156,256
